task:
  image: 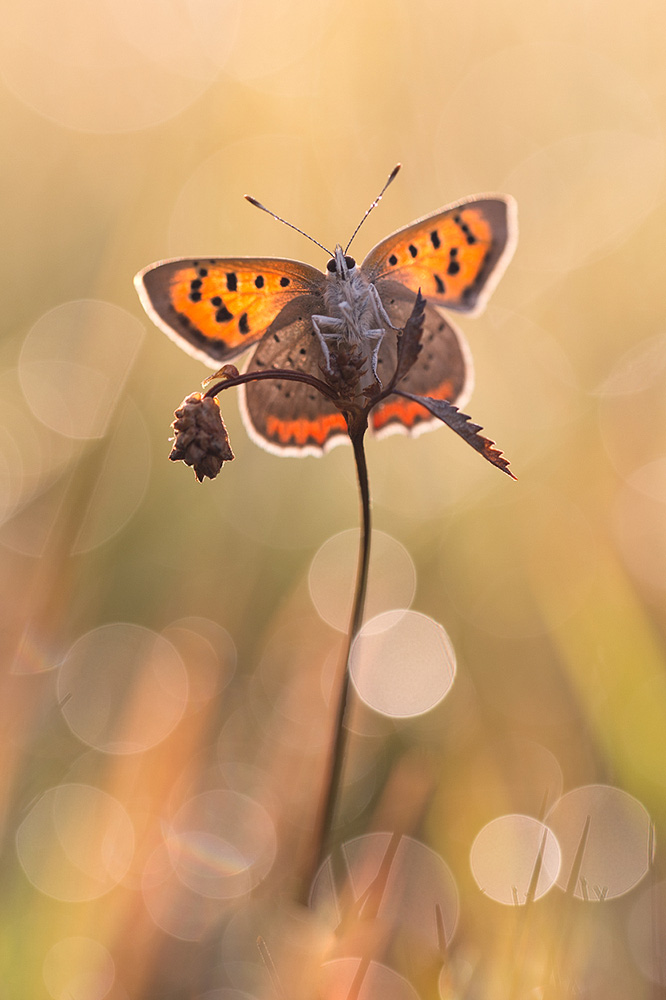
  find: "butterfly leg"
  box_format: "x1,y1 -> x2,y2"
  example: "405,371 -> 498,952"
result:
364,328 -> 384,386
368,282 -> 398,331
312,314 -> 344,372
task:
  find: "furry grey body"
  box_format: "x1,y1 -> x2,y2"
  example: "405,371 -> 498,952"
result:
313,245 -> 393,379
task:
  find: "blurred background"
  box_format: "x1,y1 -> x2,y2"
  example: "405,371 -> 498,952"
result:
1,0 -> 666,997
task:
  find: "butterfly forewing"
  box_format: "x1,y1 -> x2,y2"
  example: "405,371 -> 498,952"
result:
361,196 -> 516,316
135,257 -> 326,366
371,283 -> 473,438
239,296 -> 348,457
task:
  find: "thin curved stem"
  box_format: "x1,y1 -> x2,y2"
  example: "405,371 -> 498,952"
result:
298,419 -> 372,903
203,367 -> 341,402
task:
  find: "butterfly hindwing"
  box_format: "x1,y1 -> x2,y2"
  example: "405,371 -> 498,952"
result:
239,296 -> 349,457
371,282 -> 474,439
134,257 -> 326,366
361,195 -> 516,316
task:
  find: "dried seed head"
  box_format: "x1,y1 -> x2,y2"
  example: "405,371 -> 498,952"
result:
169,392 -> 234,481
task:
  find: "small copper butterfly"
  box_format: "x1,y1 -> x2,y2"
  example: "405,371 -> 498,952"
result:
135,168 -> 517,457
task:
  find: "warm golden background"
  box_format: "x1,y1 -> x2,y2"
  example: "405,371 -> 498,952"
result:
1,0 -> 665,997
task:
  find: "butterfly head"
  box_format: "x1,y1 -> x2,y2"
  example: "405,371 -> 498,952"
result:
326,244 -> 357,281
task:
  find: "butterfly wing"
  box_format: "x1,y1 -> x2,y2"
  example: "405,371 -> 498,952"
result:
361,195 -> 517,316
239,296 -> 349,457
134,257 -> 326,366
371,282 -> 474,439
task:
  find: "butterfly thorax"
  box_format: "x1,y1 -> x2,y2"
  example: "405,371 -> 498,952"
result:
323,245 -> 383,348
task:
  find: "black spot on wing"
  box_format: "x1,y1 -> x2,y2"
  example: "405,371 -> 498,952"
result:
239,312 -> 250,335
453,215 -> 477,246
173,308 -> 235,358
226,272 -> 238,291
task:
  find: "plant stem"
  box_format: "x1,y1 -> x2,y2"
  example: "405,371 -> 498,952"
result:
298,420 -> 372,904
204,367 -> 340,402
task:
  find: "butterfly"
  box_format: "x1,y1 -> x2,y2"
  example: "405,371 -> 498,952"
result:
135,172 -> 517,457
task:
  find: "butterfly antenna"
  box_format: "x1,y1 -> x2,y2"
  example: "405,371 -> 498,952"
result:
244,195 -> 333,257
344,163 -> 402,254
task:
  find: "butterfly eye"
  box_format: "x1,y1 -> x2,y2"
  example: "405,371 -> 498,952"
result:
344,256 -> 356,269
326,258 -> 337,273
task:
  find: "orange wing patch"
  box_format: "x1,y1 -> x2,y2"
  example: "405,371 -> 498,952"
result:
265,412 -> 348,448
362,197 -> 515,316
376,208 -> 491,308
135,257 -> 325,366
